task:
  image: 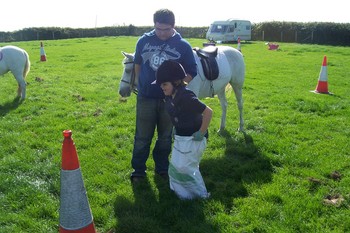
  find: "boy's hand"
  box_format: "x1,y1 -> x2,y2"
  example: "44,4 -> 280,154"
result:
192,131 -> 204,141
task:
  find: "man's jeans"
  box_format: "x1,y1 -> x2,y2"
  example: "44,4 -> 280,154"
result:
131,95 -> 172,177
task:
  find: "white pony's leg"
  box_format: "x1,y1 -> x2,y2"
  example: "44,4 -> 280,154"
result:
19,80 -> 26,99
232,85 -> 244,131
13,72 -> 26,99
227,47 -> 245,132
216,88 -> 228,132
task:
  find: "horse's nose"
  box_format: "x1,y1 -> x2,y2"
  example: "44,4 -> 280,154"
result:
119,88 -> 131,98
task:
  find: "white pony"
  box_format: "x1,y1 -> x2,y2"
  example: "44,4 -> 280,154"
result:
0,45 -> 31,100
119,45 -> 245,132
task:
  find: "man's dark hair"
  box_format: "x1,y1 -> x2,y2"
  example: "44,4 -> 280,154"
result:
153,9 -> 175,27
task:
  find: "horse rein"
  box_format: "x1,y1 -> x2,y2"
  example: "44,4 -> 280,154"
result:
122,61 -> 138,95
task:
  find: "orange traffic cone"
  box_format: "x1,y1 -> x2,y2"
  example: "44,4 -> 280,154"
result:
312,56 -> 331,94
237,37 -> 241,52
59,130 -> 96,233
40,42 -> 47,61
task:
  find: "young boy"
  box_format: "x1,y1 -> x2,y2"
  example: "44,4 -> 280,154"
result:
153,60 -> 212,199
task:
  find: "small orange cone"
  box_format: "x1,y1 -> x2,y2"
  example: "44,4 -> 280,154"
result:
40,42 -> 47,61
237,37 -> 241,52
312,56 -> 332,94
59,130 -> 96,233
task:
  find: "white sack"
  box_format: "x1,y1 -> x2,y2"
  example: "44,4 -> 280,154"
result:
168,135 -> 209,200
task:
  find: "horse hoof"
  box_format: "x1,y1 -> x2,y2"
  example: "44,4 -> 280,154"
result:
217,128 -> 226,135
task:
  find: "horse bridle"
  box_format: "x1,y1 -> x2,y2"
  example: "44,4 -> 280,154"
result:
121,61 -> 138,95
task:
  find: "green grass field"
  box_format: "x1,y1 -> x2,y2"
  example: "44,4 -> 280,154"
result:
1,37 -> 350,233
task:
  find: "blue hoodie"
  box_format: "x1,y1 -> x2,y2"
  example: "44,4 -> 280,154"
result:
134,30 -> 197,98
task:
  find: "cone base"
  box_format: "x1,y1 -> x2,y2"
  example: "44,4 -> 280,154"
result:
310,90 -> 333,95
59,222 -> 96,233
313,81 -> 330,94
41,55 -> 47,62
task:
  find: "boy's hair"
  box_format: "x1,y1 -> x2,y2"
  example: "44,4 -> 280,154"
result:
173,79 -> 187,88
153,9 -> 175,27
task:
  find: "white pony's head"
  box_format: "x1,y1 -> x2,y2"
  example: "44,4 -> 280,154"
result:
119,51 -> 137,97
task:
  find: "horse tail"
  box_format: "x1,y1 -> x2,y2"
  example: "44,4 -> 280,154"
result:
23,50 -> 31,80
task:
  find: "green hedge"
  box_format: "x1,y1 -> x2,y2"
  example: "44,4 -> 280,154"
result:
0,26 -> 207,42
252,22 -> 350,45
1,22 -> 349,46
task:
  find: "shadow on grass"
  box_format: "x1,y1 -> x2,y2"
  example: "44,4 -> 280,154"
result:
113,176 -> 220,233
201,130 -> 274,210
112,131 -> 273,233
0,96 -> 22,116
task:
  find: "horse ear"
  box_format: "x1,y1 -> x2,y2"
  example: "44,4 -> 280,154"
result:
121,51 -> 134,59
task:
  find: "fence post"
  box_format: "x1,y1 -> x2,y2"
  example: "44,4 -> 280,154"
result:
262,31 -> 265,41
281,31 -> 283,42
295,30 -> 298,42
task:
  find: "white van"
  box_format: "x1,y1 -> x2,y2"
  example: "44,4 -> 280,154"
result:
206,19 -> 252,42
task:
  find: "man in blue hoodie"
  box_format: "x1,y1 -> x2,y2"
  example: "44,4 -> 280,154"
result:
131,8 -> 197,182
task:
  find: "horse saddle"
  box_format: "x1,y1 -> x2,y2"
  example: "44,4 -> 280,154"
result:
193,46 -> 219,81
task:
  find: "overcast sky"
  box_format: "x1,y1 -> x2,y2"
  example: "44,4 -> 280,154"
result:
1,0 -> 348,32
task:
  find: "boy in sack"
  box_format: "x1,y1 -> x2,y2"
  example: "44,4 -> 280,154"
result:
152,60 -> 212,199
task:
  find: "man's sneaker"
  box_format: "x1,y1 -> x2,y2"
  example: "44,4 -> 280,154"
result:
130,175 -> 145,183
157,172 -> 169,181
